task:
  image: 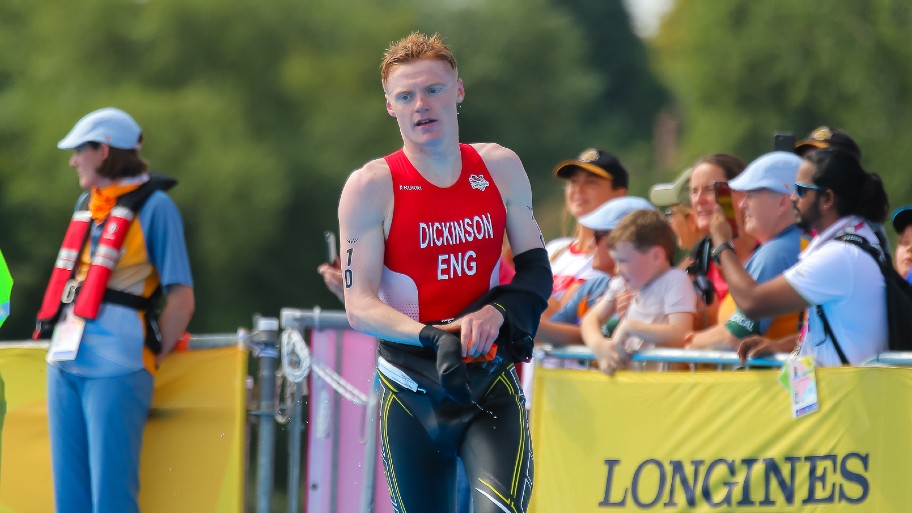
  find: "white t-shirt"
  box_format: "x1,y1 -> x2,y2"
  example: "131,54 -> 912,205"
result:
546,237 -> 607,300
783,216 -> 888,366
607,267 -> 697,352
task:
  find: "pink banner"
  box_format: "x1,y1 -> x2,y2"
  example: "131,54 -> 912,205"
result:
306,328 -> 392,513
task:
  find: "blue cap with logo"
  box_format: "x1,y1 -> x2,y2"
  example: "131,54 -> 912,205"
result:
57,107 -> 142,150
728,151 -> 802,194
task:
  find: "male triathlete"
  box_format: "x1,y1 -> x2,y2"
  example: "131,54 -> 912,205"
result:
338,32 -> 551,513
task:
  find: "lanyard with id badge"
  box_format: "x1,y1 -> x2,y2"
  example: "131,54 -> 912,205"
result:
47,280 -> 85,362
779,315 -> 819,419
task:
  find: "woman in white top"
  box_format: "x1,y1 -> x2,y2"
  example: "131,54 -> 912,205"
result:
547,148 -> 628,312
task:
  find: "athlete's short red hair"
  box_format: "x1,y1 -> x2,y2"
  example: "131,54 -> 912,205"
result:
380,32 -> 458,85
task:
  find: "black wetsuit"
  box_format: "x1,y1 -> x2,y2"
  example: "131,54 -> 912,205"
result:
377,343 -> 533,513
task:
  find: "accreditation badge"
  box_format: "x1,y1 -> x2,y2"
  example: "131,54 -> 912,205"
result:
47,305 -> 85,362
779,354 -> 819,418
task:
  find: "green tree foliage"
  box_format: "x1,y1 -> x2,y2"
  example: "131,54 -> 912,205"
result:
552,0 -> 669,149
653,0 -> 912,205
0,0 -> 664,338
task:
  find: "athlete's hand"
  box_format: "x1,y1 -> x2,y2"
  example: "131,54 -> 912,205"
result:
438,305 -> 504,359
419,326 -> 474,405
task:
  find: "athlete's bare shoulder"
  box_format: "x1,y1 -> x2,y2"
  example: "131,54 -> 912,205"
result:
471,142 -> 522,173
344,157 -> 393,193
340,157 -> 393,223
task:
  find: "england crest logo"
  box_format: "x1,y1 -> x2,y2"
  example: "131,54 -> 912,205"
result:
469,174 -> 489,191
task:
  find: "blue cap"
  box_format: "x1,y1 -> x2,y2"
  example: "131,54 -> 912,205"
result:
729,151 -> 802,194
578,196 -> 655,231
57,107 -> 142,150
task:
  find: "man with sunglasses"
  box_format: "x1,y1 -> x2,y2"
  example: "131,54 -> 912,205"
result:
712,148 -> 889,366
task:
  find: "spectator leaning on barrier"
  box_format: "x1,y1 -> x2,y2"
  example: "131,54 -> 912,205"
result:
580,209 -> 697,374
713,148 -> 889,367
649,167 -> 703,263
536,197 -> 655,346
891,206 -> 912,284
686,152 -> 804,351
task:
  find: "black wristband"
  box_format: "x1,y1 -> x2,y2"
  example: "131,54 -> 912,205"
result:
711,241 -> 735,264
489,302 -> 508,320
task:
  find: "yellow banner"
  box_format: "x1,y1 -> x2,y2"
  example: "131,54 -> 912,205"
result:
0,345 -> 247,513
530,367 -> 912,512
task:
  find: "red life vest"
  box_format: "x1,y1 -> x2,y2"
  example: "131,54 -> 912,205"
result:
34,176 -> 176,341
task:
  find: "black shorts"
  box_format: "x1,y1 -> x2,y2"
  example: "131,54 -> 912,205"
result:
377,343 -> 533,513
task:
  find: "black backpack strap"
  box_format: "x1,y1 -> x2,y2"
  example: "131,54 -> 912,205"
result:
815,305 -> 849,365
836,233 -> 886,266
821,233 -> 885,364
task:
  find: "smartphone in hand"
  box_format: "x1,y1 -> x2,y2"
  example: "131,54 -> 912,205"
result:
713,181 -> 739,237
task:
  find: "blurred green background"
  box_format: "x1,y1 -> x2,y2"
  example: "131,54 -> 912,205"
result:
1,0 -> 910,339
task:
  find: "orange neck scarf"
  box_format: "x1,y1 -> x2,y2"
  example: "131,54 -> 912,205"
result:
89,183 -> 143,223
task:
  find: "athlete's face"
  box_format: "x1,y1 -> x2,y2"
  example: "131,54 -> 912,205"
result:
69,143 -> 111,190
384,59 -> 464,149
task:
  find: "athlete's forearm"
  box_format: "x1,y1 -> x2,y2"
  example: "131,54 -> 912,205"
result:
344,293 -> 424,345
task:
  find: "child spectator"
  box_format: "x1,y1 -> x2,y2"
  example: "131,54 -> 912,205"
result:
580,210 -> 697,374
536,197 -> 654,346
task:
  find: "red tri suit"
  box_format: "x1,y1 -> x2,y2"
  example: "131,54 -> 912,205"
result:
380,144 -> 506,323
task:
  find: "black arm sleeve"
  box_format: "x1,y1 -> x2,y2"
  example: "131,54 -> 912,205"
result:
461,247 -> 553,363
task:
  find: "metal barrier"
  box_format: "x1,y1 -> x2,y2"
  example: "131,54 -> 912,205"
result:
538,344 -> 789,370
537,344 -> 912,368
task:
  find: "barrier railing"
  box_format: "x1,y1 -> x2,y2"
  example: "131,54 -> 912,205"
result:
537,344 -> 790,370
536,344 -> 912,368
